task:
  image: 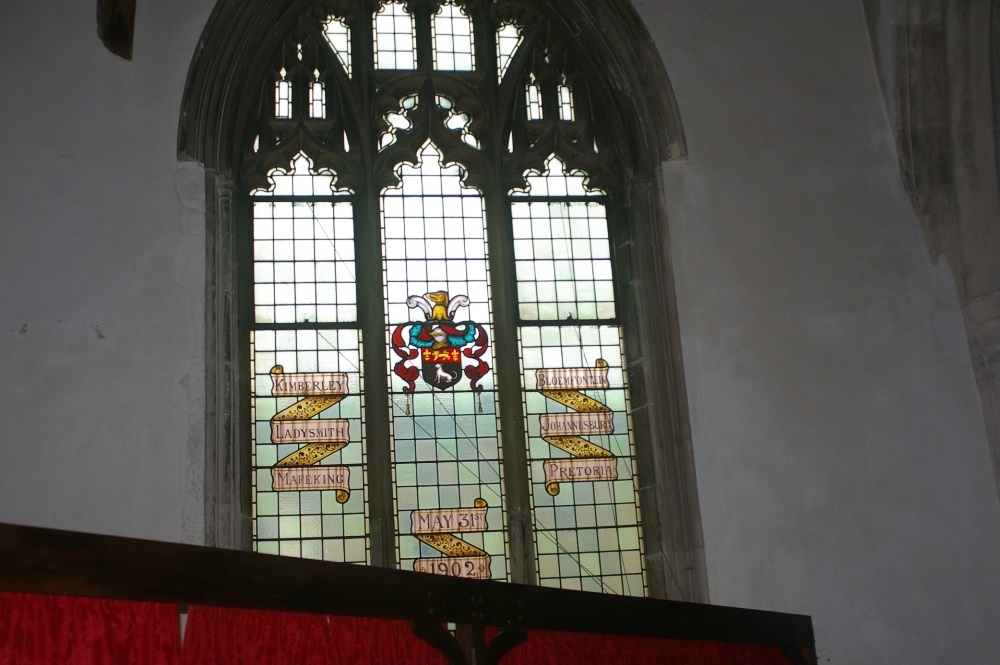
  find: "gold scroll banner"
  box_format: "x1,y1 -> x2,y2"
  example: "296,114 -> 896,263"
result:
271,466 -> 350,493
537,359 -> 615,496
270,365 -> 351,502
543,457 -> 617,489
412,499 -> 491,579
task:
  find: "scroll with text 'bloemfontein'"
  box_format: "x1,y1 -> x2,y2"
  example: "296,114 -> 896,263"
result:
536,361 -> 618,496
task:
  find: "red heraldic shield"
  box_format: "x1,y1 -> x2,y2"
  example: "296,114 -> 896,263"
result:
421,345 -> 462,390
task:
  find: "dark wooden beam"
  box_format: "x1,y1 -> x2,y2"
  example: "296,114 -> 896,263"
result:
0,522 -> 814,650
97,0 -> 136,60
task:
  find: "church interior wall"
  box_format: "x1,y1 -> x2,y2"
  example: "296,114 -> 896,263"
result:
643,1 -> 1000,661
0,0 -> 998,662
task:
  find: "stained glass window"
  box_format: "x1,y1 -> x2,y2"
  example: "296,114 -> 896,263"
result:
385,143 -> 506,579
243,0 -> 650,596
250,153 -> 366,561
511,160 -> 644,593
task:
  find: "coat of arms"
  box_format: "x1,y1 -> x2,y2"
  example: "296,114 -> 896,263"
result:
390,291 -> 490,395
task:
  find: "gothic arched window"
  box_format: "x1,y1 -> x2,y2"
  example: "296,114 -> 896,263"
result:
183,0 -> 704,601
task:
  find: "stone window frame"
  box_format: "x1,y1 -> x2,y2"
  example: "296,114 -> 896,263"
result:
179,0 -> 708,601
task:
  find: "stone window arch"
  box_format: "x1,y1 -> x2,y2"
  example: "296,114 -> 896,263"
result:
180,0 -> 706,601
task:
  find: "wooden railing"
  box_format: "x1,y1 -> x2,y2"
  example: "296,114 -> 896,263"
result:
0,522 -> 814,664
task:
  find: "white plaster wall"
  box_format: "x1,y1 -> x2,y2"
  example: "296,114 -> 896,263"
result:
0,0 -> 213,543
1,1 -> 999,662
634,0 -> 1000,662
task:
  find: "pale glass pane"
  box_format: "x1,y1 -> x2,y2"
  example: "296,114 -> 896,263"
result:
558,82 -> 574,121
309,75 -> 326,118
433,1 -> 475,71
518,325 -> 646,596
379,94 -> 417,151
374,1 -> 416,69
275,69 -> 292,118
252,152 -> 353,197
496,22 -> 522,82
252,170 -> 356,324
438,95 -> 479,148
251,329 -> 369,565
512,154 -> 605,197
322,15 -> 352,76
510,200 -> 615,322
526,78 -> 542,120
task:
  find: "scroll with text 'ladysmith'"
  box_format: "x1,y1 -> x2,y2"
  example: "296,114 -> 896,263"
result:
269,366 -> 352,502
536,361 -> 618,495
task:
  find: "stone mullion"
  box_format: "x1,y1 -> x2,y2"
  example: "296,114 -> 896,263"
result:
353,5 -> 398,569
204,170 -> 252,551
475,4 -> 537,585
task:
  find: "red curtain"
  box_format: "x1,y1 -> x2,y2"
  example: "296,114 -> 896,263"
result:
0,592 -> 793,665
181,607 -> 445,665
0,591 -> 180,665
501,628 -> 790,665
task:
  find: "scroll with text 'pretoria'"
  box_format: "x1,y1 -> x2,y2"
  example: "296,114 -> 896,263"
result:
537,361 -> 618,495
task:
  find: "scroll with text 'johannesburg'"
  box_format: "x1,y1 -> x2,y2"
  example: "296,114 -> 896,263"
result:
537,361 -> 617,495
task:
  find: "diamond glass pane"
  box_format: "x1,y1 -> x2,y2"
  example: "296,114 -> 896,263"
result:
432,1 -> 475,71
309,78 -> 326,119
251,328 -> 369,564
373,1 -> 416,70
526,81 -> 542,121
510,200 -> 615,321
519,325 -> 646,595
558,83 -> 574,121
384,143 -> 509,581
275,76 -> 292,118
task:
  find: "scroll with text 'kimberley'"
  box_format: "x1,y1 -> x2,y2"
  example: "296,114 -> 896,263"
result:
537,361 -> 618,496
411,500 -> 491,580
269,366 -> 352,502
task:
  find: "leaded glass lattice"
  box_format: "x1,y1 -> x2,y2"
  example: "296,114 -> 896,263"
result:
243,0 -> 656,596
323,16 -> 352,76
251,327 -> 369,563
252,155 -> 355,325
511,158 -> 646,595
519,325 -> 645,595
374,1 -> 416,70
432,1 -> 475,71
496,22 -> 522,82
511,201 -> 615,321
250,155 -> 368,564
385,143 -> 508,580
